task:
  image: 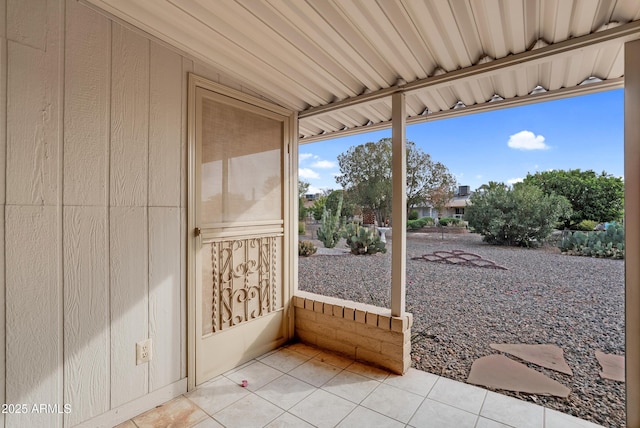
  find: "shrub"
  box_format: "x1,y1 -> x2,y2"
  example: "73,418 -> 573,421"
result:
408,210 -> 419,220
342,223 -> 386,255
560,223 -> 625,259
438,217 -> 462,227
298,221 -> 306,235
298,240 -> 317,257
465,184 -> 572,247
407,216 -> 435,230
574,219 -> 598,231
316,193 -> 343,248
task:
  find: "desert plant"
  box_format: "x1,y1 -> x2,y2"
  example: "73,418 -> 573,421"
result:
574,219 -> 598,231
316,193 -> 343,248
298,240 -> 317,257
342,223 -> 386,255
298,221 -> 306,235
466,184 -> 572,247
560,223 -> 625,258
438,217 -> 462,227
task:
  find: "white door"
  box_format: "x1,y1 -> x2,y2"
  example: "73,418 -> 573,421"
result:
188,75 -> 293,386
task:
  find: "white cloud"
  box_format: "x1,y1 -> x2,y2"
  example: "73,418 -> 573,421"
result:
475,174 -> 483,179
507,130 -> 549,150
299,153 -> 314,162
299,168 -> 319,179
311,160 -> 336,169
507,177 -> 523,184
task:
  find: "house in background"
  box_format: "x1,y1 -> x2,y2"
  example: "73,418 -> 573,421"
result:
1,1 -> 640,427
413,185 -> 473,220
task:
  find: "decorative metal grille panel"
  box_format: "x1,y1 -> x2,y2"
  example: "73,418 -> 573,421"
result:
208,236 -> 278,332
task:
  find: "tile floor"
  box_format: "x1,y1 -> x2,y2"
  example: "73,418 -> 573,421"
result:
119,343 -> 603,428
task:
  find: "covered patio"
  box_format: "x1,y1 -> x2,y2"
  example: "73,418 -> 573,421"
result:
1,0 -> 639,427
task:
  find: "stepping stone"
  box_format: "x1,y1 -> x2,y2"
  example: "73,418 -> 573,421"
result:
490,343 -> 573,375
595,351 -> 625,382
467,355 -> 570,397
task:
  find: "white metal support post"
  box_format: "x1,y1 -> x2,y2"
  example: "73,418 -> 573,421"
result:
391,92 -> 406,317
624,39 -> 640,428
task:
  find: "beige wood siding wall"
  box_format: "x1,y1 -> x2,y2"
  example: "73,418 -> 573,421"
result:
0,1 -> 270,426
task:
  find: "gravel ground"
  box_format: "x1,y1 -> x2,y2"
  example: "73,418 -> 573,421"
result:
298,230 -> 626,427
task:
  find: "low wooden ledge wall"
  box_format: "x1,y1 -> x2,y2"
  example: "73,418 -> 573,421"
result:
293,291 -> 412,374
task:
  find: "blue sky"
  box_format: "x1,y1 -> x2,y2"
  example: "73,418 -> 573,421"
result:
299,89 -> 624,194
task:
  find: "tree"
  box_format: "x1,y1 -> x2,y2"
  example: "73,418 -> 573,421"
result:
407,147 -> 457,215
298,180 -> 310,220
336,138 -> 455,225
522,169 -> 624,228
325,189 -> 354,219
465,184 -> 572,247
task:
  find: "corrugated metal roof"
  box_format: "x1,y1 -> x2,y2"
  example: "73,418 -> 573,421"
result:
85,0 -> 640,142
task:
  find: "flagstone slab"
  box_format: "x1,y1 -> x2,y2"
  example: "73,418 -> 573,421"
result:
489,344 -> 573,375
467,355 -> 571,397
595,351 -> 625,382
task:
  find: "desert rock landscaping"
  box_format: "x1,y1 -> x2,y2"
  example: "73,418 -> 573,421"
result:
298,232 -> 625,427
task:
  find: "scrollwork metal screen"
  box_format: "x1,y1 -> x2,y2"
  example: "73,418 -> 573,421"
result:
203,235 -> 281,333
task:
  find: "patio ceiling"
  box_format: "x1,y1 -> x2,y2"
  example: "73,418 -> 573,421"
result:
85,0 -> 640,142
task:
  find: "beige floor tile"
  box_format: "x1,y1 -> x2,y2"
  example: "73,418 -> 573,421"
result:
409,398 -> 478,428
360,383 -> 424,423
186,376 -> 250,415
427,376 -> 487,414
345,361 -> 390,381
322,370 -> 381,404
260,348 -> 311,373
264,412 -> 315,427
288,358 -> 342,387
337,406 -> 405,428
224,360 -> 284,391
480,391 -> 544,428
314,350 -> 355,369
212,394 -> 283,428
132,396 -> 208,428
192,417 -> 225,428
289,389 -> 357,428
384,368 -> 439,396
475,417 -> 514,428
545,408 -> 604,428
114,420 -> 137,428
255,374 -> 316,410
286,342 -> 322,357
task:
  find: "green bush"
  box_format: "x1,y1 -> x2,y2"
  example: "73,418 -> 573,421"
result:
407,216 -> 435,230
465,184 -> 572,247
408,210 -> 419,220
560,223 -> 625,259
298,221 -> 306,235
342,223 -> 386,255
298,240 -> 317,257
317,193 -> 343,248
574,219 -> 598,231
438,217 -> 462,227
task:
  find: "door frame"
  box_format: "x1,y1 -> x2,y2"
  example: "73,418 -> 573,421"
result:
186,73 -> 297,391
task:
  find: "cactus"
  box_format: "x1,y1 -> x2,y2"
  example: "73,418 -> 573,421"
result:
316,193 -> 343,248
298,240 -> 317,257
559,223 -> 624,259
342,223 -> 386,255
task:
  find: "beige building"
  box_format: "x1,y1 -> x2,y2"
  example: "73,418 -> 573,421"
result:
1,1 -> 640,427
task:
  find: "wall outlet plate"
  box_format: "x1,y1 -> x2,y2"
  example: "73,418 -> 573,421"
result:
136,339 -> 152,365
